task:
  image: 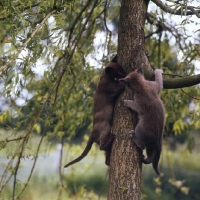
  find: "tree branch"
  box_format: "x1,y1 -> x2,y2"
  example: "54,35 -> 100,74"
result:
145,70 -> 200,89
151,0 -> 200,18
0,2 -> 41,20
145,13 -> 185,51
0,9 -> 56,72
163,74 -> 200,89
68,0 -> 93,45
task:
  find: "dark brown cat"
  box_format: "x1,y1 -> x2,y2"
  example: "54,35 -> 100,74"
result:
119,68 -> 165,175
64,55 -> 126,168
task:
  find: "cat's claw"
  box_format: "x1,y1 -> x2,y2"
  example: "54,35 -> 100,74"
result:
124,100 -> 134,108
129,130 -> 135,139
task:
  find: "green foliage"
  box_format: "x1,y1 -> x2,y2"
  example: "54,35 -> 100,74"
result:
142,167 -> 200,200
65,173 -> 108,196
0,0 -> 120,196
142,139 -> 200,200
2,137 -> 200,200
0,0 -> 200,199
3,174 -> 107,200
145,37 -> 200,147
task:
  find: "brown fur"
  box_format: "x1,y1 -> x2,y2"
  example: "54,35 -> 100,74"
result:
119,68 -> 165,175
64,55 -> 126,168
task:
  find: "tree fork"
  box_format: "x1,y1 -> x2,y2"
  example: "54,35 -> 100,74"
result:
108,0 -> 149,199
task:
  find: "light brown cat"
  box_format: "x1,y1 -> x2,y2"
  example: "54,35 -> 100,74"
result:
119,68 -> 165,175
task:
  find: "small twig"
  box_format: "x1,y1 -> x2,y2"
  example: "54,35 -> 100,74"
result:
0,159 -> 15,192
4,136 -> 26,143
162,73 -> 200,99
15,133 -> 45,199
57,137 -> 64,200
68,0 -> 93,45
162,73 -> 184,77
103,0 -> 112,56
103,0 -> 112,33
13,137 -> 27,199
0,2 -> 41,21
151,0 -> 200,17
180,88 -> 200,101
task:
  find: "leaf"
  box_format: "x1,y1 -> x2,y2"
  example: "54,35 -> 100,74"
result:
180,187 -> 189,195
119,186 -> 128,193
51,27 -> 63,31
187,136 -> 195,153
5,67 -> 15,85
194,29 -> 200,33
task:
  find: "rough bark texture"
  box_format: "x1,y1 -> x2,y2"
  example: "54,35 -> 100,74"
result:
107,1 -> 150,200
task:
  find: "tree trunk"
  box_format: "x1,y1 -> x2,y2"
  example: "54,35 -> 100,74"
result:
108,1 -> 150,199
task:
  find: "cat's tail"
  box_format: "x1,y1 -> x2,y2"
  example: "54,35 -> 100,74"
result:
64,138 -> 93,168
152,145 -> 161,175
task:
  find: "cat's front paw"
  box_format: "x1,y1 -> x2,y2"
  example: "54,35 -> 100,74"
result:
124,100 -> 134,108
155,69 -> 163,74
110,132 -> 116,139
129,130 -> 135,139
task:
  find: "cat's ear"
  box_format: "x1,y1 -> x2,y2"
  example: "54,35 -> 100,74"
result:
105,66 -> 114,75
119,78 -> 130,86
137,67 -> 143,74
111,55 -> 117,63
137,63 -> 144,74
131,67 -> 137,71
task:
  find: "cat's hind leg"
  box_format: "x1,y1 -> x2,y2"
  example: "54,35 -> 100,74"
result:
143,148 -> 153,164
129,128 -> 145,150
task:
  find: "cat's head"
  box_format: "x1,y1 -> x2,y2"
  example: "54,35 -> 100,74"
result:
105,55 -> 126,79
119,67 -> 144,88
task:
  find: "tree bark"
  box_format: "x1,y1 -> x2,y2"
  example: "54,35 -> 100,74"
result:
107,0 -> 149,199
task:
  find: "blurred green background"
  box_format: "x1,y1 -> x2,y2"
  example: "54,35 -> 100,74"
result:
1,129 -> 200,200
